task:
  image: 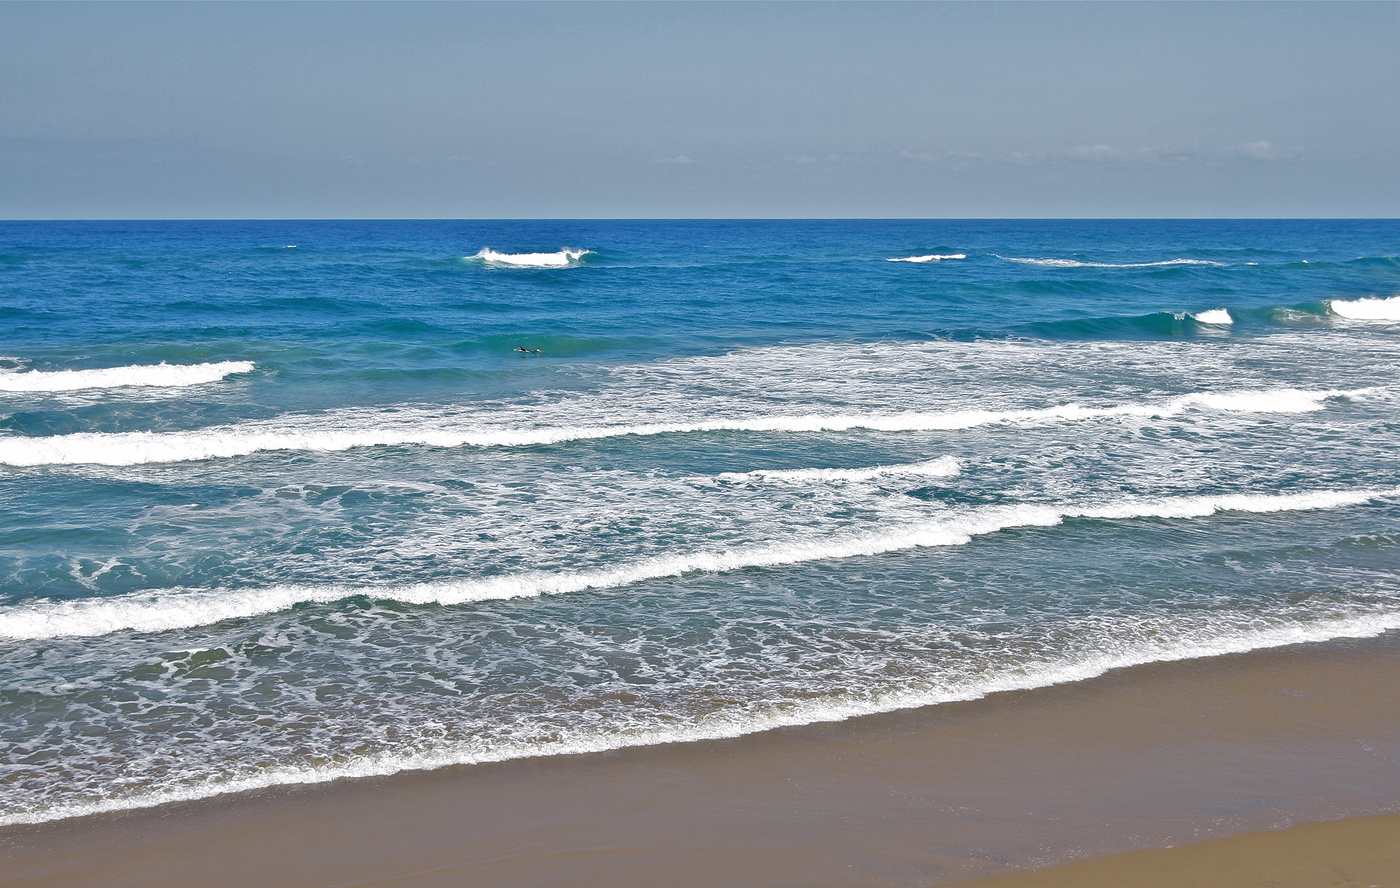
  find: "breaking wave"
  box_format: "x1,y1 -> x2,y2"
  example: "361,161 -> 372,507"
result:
1328,295 -> 1400,321
0,487 -> 1386,641
0,388 -> 1357,467
469,248 -> 592,268
0,361 -> 255,393
887,254 -> 967,263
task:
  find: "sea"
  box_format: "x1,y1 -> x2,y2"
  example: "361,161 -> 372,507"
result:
1,219 -> 1398,826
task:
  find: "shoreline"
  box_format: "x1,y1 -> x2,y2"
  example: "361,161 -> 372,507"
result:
4,630 -> 1399,887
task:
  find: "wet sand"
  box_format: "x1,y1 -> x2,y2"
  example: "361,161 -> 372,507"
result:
3,631 -> 1399,888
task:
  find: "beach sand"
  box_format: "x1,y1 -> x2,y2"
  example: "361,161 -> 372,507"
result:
956,811 -> 1400,888
3,631 -> 1398,888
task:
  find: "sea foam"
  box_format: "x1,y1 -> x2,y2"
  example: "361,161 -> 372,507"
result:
7,604 -> 1395,829
887,254 -> 966,263
0,361 -> 255,393
0,486 -> 1386,640
470,248 -> 592,268
0,388 -> 1357,467
717,456 -> 961,483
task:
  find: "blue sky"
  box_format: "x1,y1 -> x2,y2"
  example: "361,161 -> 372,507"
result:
1,1 -> 1396,218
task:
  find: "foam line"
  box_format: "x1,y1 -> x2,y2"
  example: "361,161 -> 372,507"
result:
5,605 -> 1398,827
0,361 -> 255,393
887,254 -> 966,263
0,388 -> 1357,467
0,487 -> 1386,641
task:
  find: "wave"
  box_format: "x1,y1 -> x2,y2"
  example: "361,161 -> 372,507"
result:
0,486 -> 1387,641
0,361 -> 255,393
717,456 -> 960,483
469,248 -> 592,268
0,388 -> 1356,467
887,254 -> 966,263
1328,295 -> 1400,321
997,256 -> 1225,269
0,388 -> 1355,468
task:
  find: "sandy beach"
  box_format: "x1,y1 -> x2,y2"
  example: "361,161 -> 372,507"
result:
3,630 -> 1398,888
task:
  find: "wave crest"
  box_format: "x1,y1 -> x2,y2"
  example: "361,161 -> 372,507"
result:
0,361 -> 255,393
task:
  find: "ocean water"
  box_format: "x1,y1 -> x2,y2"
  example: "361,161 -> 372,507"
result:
1,219 -> 1399,825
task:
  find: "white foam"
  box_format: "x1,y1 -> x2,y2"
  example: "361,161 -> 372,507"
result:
1328,295 -> 1400,321
887,254 -> 966,263
0,388 -> 1355,468
470,248 -> 592,268
718,456 -> 961,483
0,361 -> 255,393
997,256 -> 1224,269
1,486 -> 1386,641
1191,309 -> 1233,325
7,604 -> 1398,827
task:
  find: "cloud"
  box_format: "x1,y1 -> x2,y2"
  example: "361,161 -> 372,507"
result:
896,149 -> 939,163
653,155 -> 698,164
1064,143 -> 1124,162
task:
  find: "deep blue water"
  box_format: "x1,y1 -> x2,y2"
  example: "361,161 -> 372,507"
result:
1,219 -> 1398,823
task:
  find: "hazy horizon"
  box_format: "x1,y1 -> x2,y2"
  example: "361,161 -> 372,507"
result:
3,1 -> 1397,220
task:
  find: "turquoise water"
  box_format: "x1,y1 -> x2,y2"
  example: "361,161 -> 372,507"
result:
1,219 -> 1398,823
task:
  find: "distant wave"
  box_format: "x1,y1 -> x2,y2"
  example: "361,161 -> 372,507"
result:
997,256 -> 1225,269
717,456 -> 961,483
0,486 -> 1387,640
469,248 -> 592,268
0,388 -> 1358,467
0,361 -> 255,393
887,254 -> 966,263
1329,295 -> 1400,321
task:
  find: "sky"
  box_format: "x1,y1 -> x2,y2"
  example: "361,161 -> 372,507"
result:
1,1 -> 1397,219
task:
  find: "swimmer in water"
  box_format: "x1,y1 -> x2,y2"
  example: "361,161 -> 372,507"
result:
515,346 -> 529,353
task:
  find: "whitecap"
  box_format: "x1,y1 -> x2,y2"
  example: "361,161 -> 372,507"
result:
0,361 -> 255,393
1190,309 -> 1234,325
470,248 -> 592,268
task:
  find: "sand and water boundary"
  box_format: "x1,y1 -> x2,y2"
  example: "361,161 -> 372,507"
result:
3,631 -> 1398,887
